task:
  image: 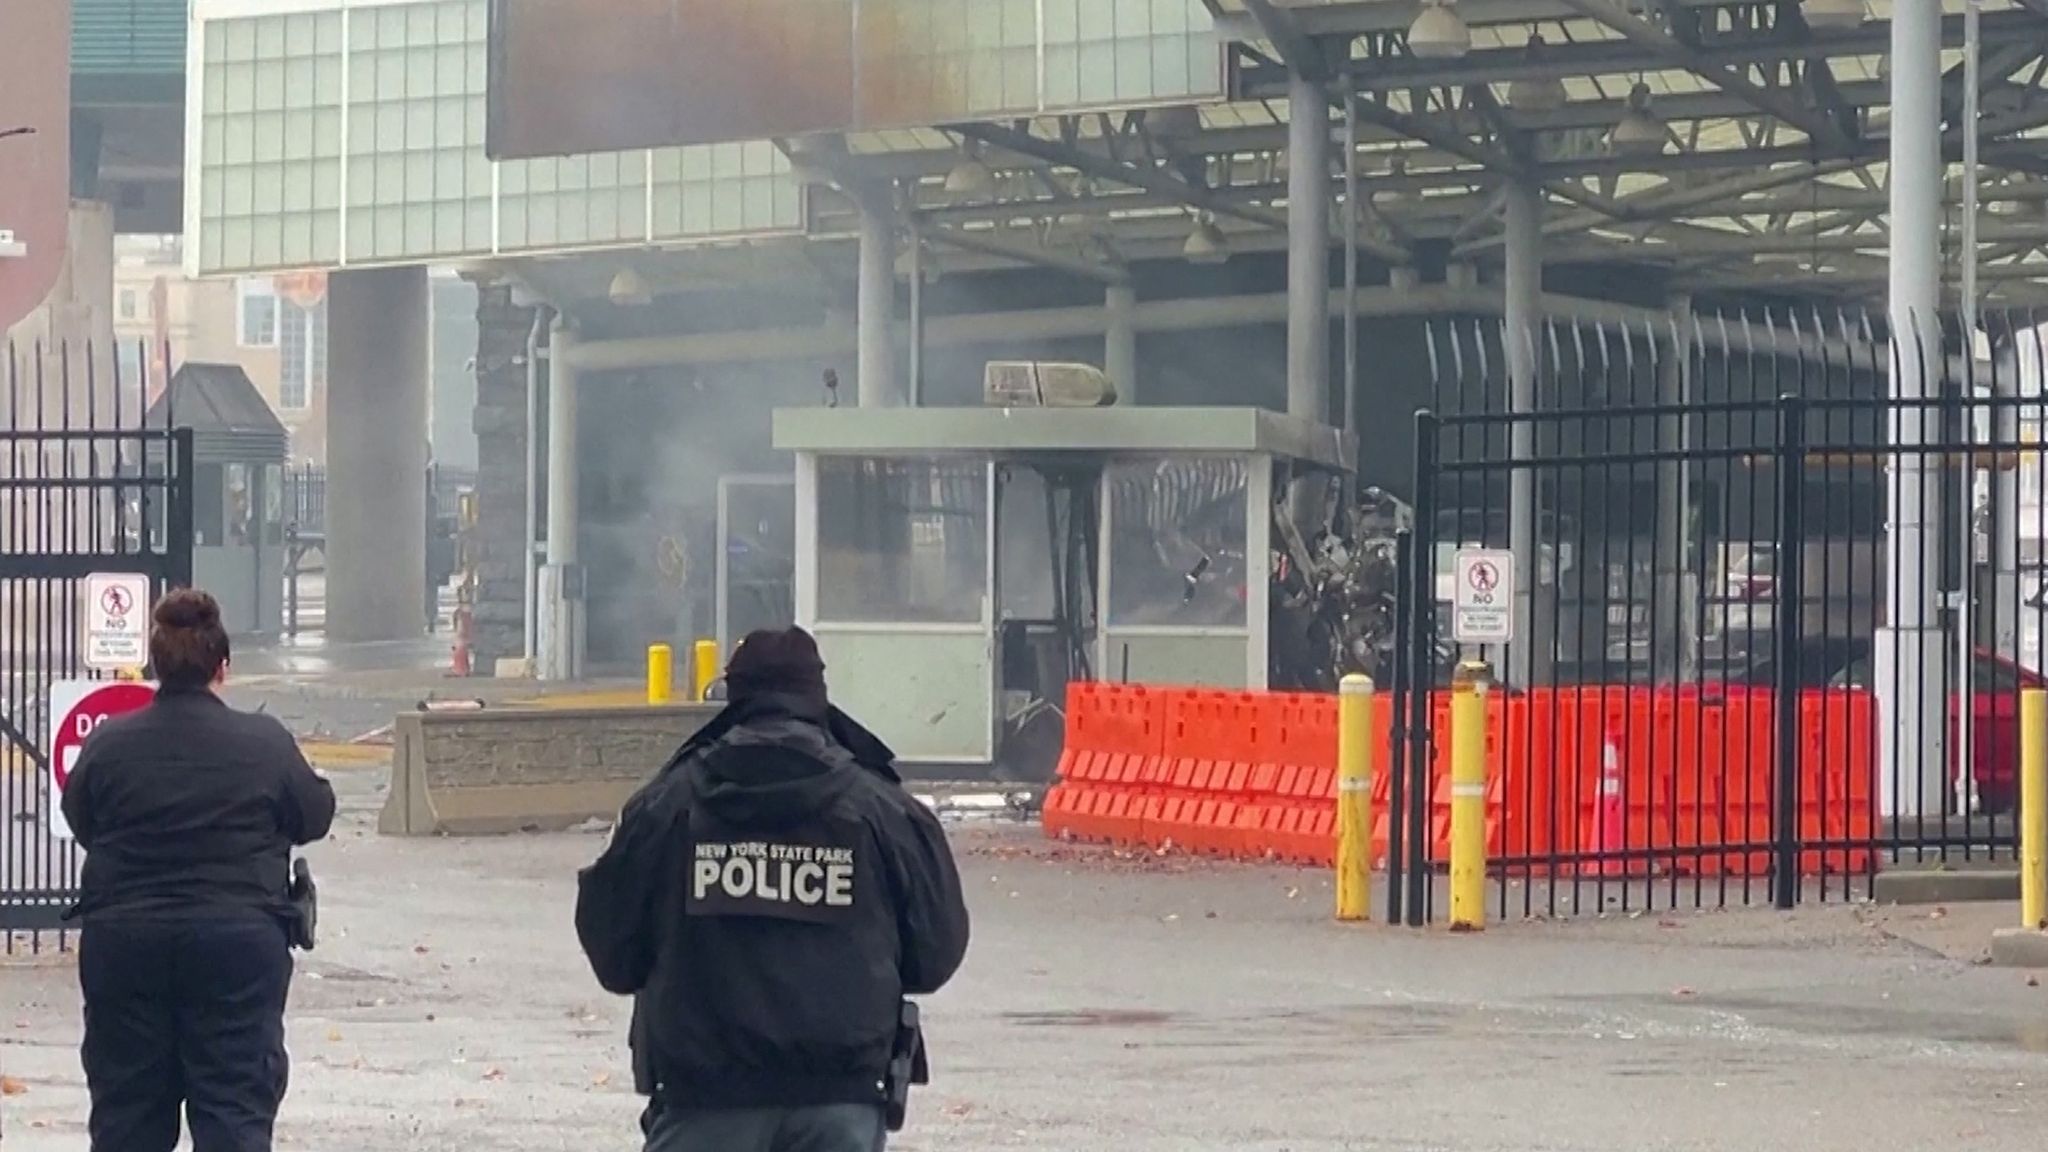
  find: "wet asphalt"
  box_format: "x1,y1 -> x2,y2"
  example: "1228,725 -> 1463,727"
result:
4,646 -> 2047,1148
3,764 -> 2045,1151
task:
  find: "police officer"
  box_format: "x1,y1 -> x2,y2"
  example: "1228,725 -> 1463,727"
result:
576,627 -> 970,1152
61,587 -> 336,1152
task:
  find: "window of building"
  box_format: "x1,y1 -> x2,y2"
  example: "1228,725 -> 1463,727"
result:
277,299 -> 326,412
118,288 -> 138,321
115,340 -> 145,388
237,279 -> 277,347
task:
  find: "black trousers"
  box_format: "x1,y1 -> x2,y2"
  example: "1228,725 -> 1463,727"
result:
643,1104 -> 888,1152
79,917 -> 294,1152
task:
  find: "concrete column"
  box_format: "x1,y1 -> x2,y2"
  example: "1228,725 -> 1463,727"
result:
1504,179 -> 1542,689
1655,296 -> 1695,681
1105,281 -> 1138,403
326,266 -> 430,643
1990,330 -> 2022,659
1878,0 -> 1949,819
857,199 -> 902,407
466,279 -> 540,671
1286,72 -> 1330,423
537,315 -> 585,680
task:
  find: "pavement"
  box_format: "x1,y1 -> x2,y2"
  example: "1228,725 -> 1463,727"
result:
8,644 -> 2048,1148
6,754 -> 2048,1150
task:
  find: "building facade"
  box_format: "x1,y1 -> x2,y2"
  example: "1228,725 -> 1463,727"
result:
112,234 -> 329,461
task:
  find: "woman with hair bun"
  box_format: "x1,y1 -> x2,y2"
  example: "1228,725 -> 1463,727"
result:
60,586 -> 336,1152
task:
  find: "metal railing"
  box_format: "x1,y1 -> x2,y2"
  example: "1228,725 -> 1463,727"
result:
279,463 -> 475,639
1389,311 -> 2048,922
2,339 -> 194,953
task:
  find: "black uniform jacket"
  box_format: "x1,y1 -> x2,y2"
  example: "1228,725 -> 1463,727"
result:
61,684 -> 336,924
574,693 -> 970,1110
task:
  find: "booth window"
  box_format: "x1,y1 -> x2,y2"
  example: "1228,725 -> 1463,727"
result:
193,464 -> 226,545
816,458 -> 987,624
226,464 -> 253,544
262,464 -> 285,545
1105,458 -> 1249,628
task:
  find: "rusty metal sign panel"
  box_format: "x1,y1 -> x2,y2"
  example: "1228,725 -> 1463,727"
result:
488,0 -> 863,160
0,0 -> 71,332
485,0 -> 1224,160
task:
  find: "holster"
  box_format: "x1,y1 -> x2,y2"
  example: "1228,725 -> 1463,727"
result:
883,1000 -> 930,1133
630,1001 -> 656,1096
285,857 -> 318,951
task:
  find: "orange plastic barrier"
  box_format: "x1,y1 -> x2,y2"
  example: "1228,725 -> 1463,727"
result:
1042,680 -> 1880,879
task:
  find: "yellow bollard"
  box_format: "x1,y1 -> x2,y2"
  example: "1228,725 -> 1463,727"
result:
692,639 -> 720,702
1336,674 -> 1376,922
1448,660 -> 1492,932
2023,689 -> 2047,930
646,644 -> 674,705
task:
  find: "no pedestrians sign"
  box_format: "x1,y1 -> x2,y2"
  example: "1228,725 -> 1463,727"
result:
1452,549 -> 1515,645
82,571 -> 151,672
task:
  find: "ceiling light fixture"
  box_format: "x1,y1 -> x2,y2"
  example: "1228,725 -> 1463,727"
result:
1801,0 -> 1867,33
1408,0 -> 1471,61
1506,34 -> 1567,113
1182,214 -> 1231,265
942,156 -> 997,198
1608,82 -> 1668,156
607,267 -> 653,307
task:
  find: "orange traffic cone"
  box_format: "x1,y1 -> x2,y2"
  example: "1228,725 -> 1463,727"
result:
1581,725 -> 1648,877
448,606 -> 473,677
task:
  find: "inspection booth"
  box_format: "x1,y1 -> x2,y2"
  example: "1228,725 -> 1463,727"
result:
149,363 -> 290,637
772,405 -> 1353,775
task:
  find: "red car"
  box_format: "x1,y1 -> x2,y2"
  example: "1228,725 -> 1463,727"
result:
1739,638 -> 2047,813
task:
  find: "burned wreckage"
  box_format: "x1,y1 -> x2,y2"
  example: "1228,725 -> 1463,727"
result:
1267,485 -> 1413,692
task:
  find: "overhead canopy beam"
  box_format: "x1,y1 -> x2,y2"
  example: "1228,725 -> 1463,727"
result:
1233,10 -> 2043,98
953,121 -> 1289,233
954,118 -> 1418,263
1349,97 -> 1626,218
1453,158 -> 1869,254
1236,0 -> 1325,79
1551,0 -> 1852,151
915,223 -> 1130,285
1551,219 -> 2048,260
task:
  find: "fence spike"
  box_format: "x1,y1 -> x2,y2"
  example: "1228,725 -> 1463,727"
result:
1620,314 -> 1639,406
1446,316 -> 1468,407
1480,315 -> 1495,416
1424,319 -> 1443,402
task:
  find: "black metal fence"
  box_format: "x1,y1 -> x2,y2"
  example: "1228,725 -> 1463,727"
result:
1,340 -> 194,953
1387,311 -> 2048,923
282,462 -> 326,537
279,463 -> 474,637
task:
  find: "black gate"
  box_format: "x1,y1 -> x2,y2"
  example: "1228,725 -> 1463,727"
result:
2,340 -> 192,952
1388,312 -> 2048,923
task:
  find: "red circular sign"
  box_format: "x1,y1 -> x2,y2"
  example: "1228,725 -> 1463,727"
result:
51,682 -> 157,793
100,584 -> 133,618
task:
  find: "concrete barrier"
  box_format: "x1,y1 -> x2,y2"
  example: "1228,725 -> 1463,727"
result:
379,704 -> 719,836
